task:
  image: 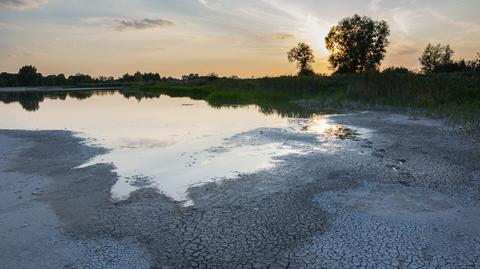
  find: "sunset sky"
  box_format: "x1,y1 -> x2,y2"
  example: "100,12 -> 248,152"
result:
0,0 -> 479,78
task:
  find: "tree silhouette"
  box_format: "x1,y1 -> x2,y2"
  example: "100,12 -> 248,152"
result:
143,72 -> 161,81
325,15 -> 390,73
287,42 -> 315,76
0,72 -> 17,87
18,65 -> 40,86
134,71 -> 143,82
67,74 -> 94,85
419,43 -> 454,74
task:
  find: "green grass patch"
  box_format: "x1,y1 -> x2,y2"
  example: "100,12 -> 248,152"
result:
126,72 -> 480,125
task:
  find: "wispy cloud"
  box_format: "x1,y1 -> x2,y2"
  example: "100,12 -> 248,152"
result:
197,0 -> 221,10
249,32 -> 295,43
369,0 -> 383,11
274,32 -> 294,40
426,7 -> 480,35
390,44 -> 419,57
114,18 -> 174,31
0,0 -> 48,10
7,46 -> 47,58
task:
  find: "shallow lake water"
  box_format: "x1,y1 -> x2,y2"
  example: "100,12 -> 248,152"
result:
0,89 -> 335,205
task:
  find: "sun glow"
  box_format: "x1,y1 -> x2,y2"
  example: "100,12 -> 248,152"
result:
301,15 -> 331,56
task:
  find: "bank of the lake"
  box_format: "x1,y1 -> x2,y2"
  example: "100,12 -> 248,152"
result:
126,72 -> 480,129
1,111 -> 480,268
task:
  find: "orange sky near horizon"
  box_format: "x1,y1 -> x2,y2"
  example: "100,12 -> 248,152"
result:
0,0 -> 479,78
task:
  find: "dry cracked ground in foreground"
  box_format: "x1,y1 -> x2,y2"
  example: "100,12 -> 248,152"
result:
1,112 -> 480,268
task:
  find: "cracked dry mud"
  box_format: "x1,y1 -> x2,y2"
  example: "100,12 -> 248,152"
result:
1,111 -> 479,268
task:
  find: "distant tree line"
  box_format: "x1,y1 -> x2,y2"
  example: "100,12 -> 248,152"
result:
120,71 -> 162,82
0,65 -> 117,87
181,72 -> 219,81
0,65 -> 227,87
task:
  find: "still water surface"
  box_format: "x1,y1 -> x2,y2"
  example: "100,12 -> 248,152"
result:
0,90 -> 332,205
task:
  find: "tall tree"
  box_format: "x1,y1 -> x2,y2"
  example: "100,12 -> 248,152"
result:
419,43 -> 454,74
17,65 -> 40,86
287,42 -> 315,76
325,15 -> 390,73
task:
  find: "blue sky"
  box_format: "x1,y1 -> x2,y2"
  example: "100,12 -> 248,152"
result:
0,0 -> 479,77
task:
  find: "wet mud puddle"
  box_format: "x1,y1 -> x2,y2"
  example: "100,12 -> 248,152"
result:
0,90 -> 362,205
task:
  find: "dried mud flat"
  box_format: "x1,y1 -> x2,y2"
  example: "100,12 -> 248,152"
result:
1,111 -> 479,268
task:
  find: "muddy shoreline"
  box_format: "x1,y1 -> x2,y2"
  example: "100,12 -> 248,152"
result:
1,111 -> 479,268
